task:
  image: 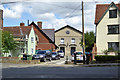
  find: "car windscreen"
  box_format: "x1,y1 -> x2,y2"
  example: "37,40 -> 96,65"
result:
57,51 -> 62,53
37,51 -> 46,54
76,52 -> 83,55
52,52 -> 57,55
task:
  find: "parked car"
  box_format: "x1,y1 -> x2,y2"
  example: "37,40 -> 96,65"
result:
57,51 -> 64,58
71,51 -> 87,62
51,52 -> 60,60
32,50 -> 52,62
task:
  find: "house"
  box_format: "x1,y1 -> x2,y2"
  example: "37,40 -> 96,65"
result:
55,25 -> 82,59
0,9 -> 3,55
95,2 -> 120,55
30,22 -> 57,51
3,23 -> 36,56
3,21 -> 57,57
0,9 -> 3,30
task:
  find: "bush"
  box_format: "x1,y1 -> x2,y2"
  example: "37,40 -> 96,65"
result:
108,48 -> 114,52
95,55 -> 120,62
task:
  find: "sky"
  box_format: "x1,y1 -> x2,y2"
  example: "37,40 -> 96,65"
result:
0,0 -> 120,32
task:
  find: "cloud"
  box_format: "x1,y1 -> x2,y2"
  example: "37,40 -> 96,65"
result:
1,0 -> 120,33
0,3 -> 24,18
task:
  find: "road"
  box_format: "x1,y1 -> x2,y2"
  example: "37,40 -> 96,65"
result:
1,58 -> 120,79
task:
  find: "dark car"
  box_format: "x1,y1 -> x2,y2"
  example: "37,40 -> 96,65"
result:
51,52 -> 60,60
32,50 -> 52,62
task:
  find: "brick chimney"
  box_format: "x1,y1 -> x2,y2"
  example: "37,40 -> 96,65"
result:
0,9 -> 3,29
20,22 -> 25,26
37,21 -> 42,29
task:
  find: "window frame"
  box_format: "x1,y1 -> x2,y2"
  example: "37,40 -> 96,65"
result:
60,38 -> 64,44
108,42 -> 119,51
31,48 -> 34,54
107,25 -> 119,34
71,38 -> 75,44
109,9 -> 117,18
31,37 -> 34,43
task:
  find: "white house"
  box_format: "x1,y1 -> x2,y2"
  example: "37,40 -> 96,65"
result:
95,2 -> 120,55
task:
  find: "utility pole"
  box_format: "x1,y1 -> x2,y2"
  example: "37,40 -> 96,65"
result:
82,1 -> 85,64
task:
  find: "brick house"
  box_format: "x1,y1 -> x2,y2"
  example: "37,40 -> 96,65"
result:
3,21 -> 57,56
30,22 -> 57,51
95,2 -> 120,55
0,9 -> 3,29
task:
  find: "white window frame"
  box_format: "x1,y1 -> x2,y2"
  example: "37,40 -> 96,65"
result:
31,48 -> 34,54
31,37 -> 34,43
71,38 -> 75,44
60,38 -> 64,44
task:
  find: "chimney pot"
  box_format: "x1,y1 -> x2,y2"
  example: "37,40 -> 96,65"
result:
37,21 -> 42,29
20,23 -> 25,26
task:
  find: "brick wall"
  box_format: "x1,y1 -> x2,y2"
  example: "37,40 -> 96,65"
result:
0,10 -> 3,29
33,25 -> 56,51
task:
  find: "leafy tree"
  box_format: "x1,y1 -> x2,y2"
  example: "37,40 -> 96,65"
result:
80,31 -> 95,52
2,31 -> 17,56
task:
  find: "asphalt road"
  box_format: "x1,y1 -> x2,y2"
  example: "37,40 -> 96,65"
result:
2,65 -> 119,78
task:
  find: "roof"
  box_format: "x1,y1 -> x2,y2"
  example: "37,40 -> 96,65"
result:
55,25 -> 82,34
30,22 -> 54,43
42,29 -> 55,42
95,2 -> 120,24
30,22 -> 58,48
3,26 -> 31,37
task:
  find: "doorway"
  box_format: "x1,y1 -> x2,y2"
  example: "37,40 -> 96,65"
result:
71,47 -> 76,55
60,47 -> 65,55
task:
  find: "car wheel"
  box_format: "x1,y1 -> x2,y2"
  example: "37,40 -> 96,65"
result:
49,57 -> 52,61
58,57 -> 60,60
43,58 -> 46,62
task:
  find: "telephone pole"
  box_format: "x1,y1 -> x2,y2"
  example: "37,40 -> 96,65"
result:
82,1 -> 85,64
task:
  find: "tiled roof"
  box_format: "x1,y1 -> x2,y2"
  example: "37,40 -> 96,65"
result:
3,26 -> 31,37
95,2 -> 120,24
42,29 -> 55,42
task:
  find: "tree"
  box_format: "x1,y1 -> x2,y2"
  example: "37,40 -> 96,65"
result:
80,31 -> 95,52
2,31 -> 17,56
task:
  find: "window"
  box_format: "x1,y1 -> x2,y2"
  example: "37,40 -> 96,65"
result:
71,38 -> 75,44
109,9 -> 117,18
108,25 -> 119,34
31,48 -> 34,54
108,42 -> 119,51
60,38 -> 64,44
31,37 -> 34,43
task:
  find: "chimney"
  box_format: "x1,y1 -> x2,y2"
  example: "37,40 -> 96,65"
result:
20,22 -> 25,26
0,9 -> 3,29
37,21 -> 42,29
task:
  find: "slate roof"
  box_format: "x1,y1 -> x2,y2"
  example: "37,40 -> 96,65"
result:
42,29 -> 55,42
95,2 -> 120,24
55,25 -> 82,34
3,26 -> 31,37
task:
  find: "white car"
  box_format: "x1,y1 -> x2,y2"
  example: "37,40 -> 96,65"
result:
71,51 -> 86,61
57,51 -> 64,58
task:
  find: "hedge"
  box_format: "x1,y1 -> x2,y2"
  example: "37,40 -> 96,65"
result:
95,55 -> 120,61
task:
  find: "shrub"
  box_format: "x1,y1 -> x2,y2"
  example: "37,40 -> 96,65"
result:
95,55 -> 120,62
108,48 -> 114,52
103,49 -> 108,55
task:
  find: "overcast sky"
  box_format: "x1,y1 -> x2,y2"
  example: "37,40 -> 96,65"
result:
0,0 -> 119,32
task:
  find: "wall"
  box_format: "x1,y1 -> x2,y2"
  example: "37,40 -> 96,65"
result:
96,6 -> 120,54
28,27 -> 36,55
55,27 -> 82,57
0,10 -> 3,29
33,25 -> 56,51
